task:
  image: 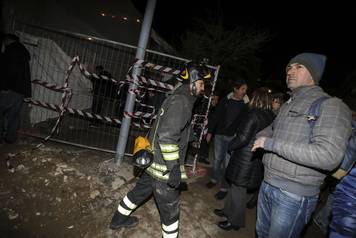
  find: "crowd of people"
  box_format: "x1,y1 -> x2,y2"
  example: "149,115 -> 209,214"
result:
110,53 -> 355,238
1,33 -> 354,237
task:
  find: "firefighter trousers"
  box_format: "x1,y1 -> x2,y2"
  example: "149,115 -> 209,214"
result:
117,172 -> 180,237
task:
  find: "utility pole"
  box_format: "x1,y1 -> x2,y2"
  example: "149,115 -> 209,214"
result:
115,0 -> 157,164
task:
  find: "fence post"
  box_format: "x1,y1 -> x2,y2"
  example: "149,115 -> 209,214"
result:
115,0 -> 157,165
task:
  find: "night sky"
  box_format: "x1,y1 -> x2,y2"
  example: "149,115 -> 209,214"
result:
134,0 -> 356,91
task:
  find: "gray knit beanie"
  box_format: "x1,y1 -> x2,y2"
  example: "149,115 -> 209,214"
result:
288,53 -> 327,84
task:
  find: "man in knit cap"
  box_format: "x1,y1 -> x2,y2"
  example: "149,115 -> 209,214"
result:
252,53 -> 352,238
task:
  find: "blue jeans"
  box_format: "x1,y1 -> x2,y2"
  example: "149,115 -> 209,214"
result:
211,134 -> 233,191
256,181 -> 318,238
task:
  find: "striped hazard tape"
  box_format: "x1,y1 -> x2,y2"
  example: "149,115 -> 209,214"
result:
25,98 -> 61,112
66,107 -> 122,125
125,75 -> 174,91
42,54 -> 75,142
25,98 -> 156,129
26,57 -> 210,134
31,79 -> 71,92
26,98 -> 122,125
131,121 -> 151,129
11,56 -> 186,170
124,111 -> 157,120
134,59 -> 182,75
78,60 -> 120,85
7,56 -> 76,169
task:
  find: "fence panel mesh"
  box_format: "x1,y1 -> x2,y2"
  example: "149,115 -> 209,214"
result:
14,21 -> 219,156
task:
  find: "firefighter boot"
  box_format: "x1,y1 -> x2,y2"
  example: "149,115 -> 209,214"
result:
109,211 -> 139,230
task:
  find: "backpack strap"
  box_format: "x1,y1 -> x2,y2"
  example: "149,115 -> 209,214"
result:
307,96 -> 330,143
303,96 -> 334,175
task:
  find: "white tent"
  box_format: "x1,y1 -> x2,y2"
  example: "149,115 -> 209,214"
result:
18,32 -> 92,125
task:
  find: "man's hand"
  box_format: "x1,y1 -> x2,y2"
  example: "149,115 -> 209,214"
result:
252,137 -> 267,152
332,168 -> 347,180
167,165 -> 181,188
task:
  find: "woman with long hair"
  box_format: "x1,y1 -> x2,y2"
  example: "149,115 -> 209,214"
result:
214,87 -> 275,231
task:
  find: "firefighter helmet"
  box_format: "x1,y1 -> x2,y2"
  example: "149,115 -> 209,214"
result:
132,136 -> 153,169
178,61 -> 212,84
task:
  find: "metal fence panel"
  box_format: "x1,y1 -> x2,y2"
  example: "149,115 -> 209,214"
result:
14,21 -> 219,156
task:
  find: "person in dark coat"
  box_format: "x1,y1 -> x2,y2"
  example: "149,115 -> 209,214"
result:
214,87 -> 275,231
245,91 -> 286,209
0,33 -> 31,143
206,80 -> 248,200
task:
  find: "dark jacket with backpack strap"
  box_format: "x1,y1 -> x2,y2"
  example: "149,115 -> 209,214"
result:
146,83 -> 196,182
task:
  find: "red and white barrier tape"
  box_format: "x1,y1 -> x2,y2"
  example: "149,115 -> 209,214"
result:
26,98 -> 122,125
131,121 -> 151,129
124,111 -> 156,119
25,98 -> 61,112
26,57 -> 205,133
66,107 -> 122,125
31,79 -> 70,92
134,59 -> 181,75
125,75 -> 174,91
43,55 -> 75,143
78,60 -> 120,85
7,57 -> 75,168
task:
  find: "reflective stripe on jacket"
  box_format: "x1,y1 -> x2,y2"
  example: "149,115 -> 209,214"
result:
146,162 -> 188,181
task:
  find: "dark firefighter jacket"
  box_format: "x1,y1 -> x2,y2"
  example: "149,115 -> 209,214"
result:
146,83 -> 196,182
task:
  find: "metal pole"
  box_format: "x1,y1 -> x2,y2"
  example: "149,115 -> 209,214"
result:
115,0 -> 157,164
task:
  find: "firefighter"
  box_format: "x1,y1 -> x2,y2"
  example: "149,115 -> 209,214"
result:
109,61 -> 212,237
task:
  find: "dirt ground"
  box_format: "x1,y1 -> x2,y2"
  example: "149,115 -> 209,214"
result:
0,136 -> 325,238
